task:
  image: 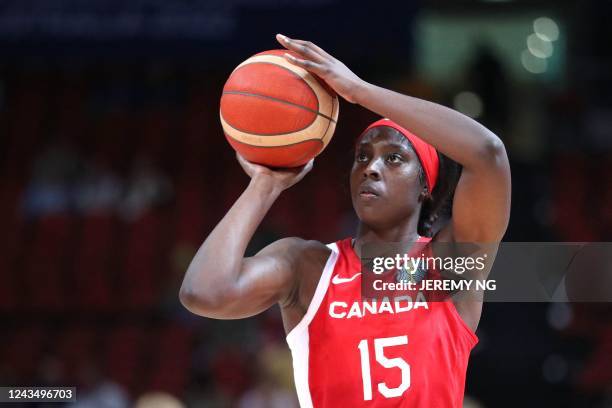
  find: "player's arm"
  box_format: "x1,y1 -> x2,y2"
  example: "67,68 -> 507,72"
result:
179,154 -> 313,319
276,34 -> 511,243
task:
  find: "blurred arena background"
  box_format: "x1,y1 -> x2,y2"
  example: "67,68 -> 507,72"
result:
0,0 -> 611,407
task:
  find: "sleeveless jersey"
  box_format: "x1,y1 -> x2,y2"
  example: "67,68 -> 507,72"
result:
286,237 -> 479,407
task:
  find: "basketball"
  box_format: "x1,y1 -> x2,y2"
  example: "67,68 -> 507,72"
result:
220,49 -> 340,168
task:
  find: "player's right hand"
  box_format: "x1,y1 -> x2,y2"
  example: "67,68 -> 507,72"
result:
236,152 -> 314,192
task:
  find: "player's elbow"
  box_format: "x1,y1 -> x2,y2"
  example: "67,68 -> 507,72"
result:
178,285 -> 203,314
179,284 -> 233,316
484,135 -> 507,162
474,134 -> 508,170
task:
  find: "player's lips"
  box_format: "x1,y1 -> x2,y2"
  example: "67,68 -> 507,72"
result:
358,184 -> 381,198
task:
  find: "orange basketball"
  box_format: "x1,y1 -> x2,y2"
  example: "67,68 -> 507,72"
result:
220,50 -> 339,168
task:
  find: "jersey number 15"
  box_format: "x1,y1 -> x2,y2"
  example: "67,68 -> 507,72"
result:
357,335 -> 410,400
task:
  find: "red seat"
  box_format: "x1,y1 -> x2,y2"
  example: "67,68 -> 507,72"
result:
174,182 -> 206,246
138,110 -> 171,159
4,88 -> 46,179
105,326 -> 145,393
56,327 -> 97,384
579,326 -> 612,391
597,157 -> 612,239
120,212 -> 162,310
4,326 -> 45,383
73,214 -> 116,311
551,154 -> 597,241
146,324 -> 192,395
23,215 -> 74,312
0,184 -> 25,311
93,113 -> 132,167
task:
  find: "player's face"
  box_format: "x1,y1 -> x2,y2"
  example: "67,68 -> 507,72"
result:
350,128 -> 424,229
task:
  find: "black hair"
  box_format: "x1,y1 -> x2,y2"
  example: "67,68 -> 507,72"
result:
416,152 -> 462,237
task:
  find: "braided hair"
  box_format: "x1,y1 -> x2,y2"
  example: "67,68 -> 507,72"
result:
417,152 -> 462,237
391,130 -> 462,237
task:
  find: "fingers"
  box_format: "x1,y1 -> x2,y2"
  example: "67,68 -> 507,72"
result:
236,152 -> 264,172
303,158 -> 315,174
276,34 -> 331,62
236,152 -> 252,171
283,53 -> 323,73
279,158 -> 314,176
237,151 -> 313,177
236,152 -> 248,165
293,38 -> 333,60
296,158 -> 315,178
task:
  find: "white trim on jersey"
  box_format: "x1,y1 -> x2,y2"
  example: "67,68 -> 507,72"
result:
286,242 -> 339,408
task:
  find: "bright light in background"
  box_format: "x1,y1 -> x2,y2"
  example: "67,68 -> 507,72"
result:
416,13 -> 565,83
533,17 -> 559,41
521,49 -> 547,74
521,16 -> 559,74
527,33 -> 553,58
453,92 -> 483,118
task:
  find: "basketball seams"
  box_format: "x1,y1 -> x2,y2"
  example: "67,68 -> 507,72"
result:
318,109 -> 333,148
220,93 -> 318,136
220,108 -> 316,137
225,134 -> 323,166
234,55 -> 337,119
229,61 -> 319,114
223,130 -> 323,148
318,96 -> 338,149
220,111 -> 332,147
222,90 -> 337,123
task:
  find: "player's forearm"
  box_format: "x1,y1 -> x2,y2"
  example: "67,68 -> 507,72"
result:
353,81 -> 505,169
180,176 -> 280,305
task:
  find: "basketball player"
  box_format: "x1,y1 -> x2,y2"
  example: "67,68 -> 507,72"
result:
180,34 -> 511,407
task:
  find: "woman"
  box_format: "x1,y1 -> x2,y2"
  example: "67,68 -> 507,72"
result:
180,34 -> 511,407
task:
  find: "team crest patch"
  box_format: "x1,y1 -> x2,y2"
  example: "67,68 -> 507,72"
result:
396,263 -> 427,284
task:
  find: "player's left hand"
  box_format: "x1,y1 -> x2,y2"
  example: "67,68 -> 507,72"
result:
276,34 -> 364,103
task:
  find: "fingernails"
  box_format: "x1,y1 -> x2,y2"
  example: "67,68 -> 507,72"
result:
277,34 -> 289,42
284,53 -> 295,60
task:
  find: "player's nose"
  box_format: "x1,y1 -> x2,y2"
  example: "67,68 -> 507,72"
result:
363,157 -> 382,181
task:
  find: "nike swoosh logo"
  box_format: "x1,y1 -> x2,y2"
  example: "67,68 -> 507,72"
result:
332,272 -> 362,285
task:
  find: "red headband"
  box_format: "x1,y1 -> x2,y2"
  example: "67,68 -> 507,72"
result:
360,118 -> 439,192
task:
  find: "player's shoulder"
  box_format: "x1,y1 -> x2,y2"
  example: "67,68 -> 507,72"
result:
258,237 -> 331,260
266,237 -> 331,263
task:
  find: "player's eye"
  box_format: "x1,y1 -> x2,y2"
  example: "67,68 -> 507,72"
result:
386,153 -> 403,164
356,152 -> 368,162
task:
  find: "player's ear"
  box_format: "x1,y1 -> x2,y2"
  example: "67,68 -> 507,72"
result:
418,186 -> 431,203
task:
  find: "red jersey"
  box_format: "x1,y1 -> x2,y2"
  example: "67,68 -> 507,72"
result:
286,237 -> 479,408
